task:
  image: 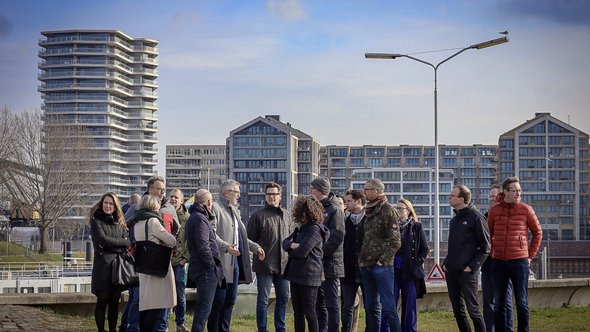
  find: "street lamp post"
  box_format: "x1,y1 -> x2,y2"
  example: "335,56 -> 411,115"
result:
365,36 -> 509,266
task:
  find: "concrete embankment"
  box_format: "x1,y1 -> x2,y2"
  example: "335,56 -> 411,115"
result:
0,278 -> 588,316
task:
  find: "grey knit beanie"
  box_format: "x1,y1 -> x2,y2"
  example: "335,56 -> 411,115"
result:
311,177 -> 331,195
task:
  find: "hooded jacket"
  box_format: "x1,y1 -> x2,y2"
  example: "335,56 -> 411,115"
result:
487,194 -> 543,261
319,193 -> 345,278
282,222 -> 330,287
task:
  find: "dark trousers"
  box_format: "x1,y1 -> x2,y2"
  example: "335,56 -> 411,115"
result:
192,269 -> 225,332
446,270 -> 485,332
387,269 -> 418,332
210,258 -> 238,332
316,277 -> 340,332
139,308 -> 165,332
482,269 -> 514,332
291,282 -> 320,332
492,259 -> 530,332
341,282 -> 360,332
94,289 -> 123,332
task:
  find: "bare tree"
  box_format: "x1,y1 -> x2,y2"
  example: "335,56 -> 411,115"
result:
0,109 -> 99,253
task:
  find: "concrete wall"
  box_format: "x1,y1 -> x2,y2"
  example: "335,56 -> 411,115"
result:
1,278 -> 588,316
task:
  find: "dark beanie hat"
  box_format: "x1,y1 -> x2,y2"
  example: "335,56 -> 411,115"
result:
311,177 -> 331,195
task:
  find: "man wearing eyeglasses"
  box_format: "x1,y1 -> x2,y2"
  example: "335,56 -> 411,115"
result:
443,185 -> 490,332
358,179 -> 401,332
247,182 -> 293,332
211,179 -> 264,332
487,177 -> 542,332
481,185 -> 513,332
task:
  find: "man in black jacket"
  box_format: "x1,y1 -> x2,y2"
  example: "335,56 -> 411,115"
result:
309,176 -> 345,332
247,182 -> 293,332
442,185 -> 490,332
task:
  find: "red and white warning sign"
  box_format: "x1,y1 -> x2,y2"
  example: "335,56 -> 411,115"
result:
427,263 -> 446,282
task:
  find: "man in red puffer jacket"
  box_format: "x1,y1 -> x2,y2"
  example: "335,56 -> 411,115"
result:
487,177 -> 542,332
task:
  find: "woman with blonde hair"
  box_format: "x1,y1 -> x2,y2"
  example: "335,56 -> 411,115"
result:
89,192 -> 130,332
381,198 -> 429,332
133,194 -> 177,332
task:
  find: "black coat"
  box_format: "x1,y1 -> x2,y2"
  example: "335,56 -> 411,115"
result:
443,203 -> 490,273
282,222 -> 329,287
395,218 -> 429,281
320,193 -> 345,278
247,203 -> 293,275
341,212 -> 365,284
90,210 -> 130,294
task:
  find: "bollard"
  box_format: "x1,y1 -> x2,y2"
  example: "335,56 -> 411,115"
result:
65,241 -> 72,259
86,241 -> 92,261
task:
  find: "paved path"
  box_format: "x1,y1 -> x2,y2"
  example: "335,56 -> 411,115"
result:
0,305 -> 93,331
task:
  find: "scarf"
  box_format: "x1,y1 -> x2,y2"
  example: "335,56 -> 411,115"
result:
365,195 -> 387,214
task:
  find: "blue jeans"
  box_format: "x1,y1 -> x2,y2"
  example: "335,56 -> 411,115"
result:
256,273 -> 290,332
155,307 -> 168,332
209,260 -> 238,332
173,264 -> 187,327
492,259 -> 530,332
360,265 -> 401,332
382,269 -> 417,332
316,277 -> 340,332
193,269 -> 224,332
122,287 -> 139,332
482,269 -> 514,332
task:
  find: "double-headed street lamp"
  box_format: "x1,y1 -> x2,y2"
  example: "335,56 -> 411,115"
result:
365,36 -> 509,266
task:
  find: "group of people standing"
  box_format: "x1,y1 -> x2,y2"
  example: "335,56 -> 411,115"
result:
88,173 -> 541,332
443,177 -> 543,332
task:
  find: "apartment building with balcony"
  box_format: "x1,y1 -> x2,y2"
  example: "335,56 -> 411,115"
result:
320,144 -> 497,212
165,145 -> 226,200
498,113 -> 590,240
228,115 -> 320,221
349,167 -> 455,241
38,30 -> 159,205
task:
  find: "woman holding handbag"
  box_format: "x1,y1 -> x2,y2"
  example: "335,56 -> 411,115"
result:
133,194 -> 177,332
89,192 -> 130,332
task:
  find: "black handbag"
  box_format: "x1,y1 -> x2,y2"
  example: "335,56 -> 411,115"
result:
112,250 -> 139,288
134,218 -> 172,278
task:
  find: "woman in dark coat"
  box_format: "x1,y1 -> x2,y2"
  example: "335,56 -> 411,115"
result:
282,195 -> 330,332
381,198 -> 429,332
89,192 -> 130,332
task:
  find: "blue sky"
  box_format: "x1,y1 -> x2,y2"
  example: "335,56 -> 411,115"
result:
1,1 -> 589,175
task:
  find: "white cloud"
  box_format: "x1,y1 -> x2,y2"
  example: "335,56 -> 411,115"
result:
266,0 -> 306,20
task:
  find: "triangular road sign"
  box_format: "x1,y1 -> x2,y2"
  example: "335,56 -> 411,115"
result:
427,263 -> 446,281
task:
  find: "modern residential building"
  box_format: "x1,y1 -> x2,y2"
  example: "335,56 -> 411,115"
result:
165,144 -> 226,200
498,113 -> 590,241
38,30 -> 159,205
320,144 -> 497,212
349,167 -> 455,241
228,115 -> 320,222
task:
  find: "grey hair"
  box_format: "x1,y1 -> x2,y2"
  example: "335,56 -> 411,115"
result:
139,194 -> 161,212
366,178 -> 385,194
220,179 -> 240,194
147,176 -> 165,191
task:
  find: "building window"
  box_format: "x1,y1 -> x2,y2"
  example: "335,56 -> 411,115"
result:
350,148 -> 364,157
329,148 -> 348,157
349,158 -> 364,167
368,158 -> 383,167
500,139 -> 514,148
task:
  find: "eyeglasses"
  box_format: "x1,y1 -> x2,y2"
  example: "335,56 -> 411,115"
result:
509,189 -> 522,193
395,207 -> 407,211
150,186 -> 165,192
266,193 -> 280,196
363,188 -> 376,192
228,190 -> 241,194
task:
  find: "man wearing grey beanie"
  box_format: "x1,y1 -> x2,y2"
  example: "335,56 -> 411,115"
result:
310,176 -> 345,332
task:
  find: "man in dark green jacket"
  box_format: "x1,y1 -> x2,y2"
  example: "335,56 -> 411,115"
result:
169,188 -> 190,332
